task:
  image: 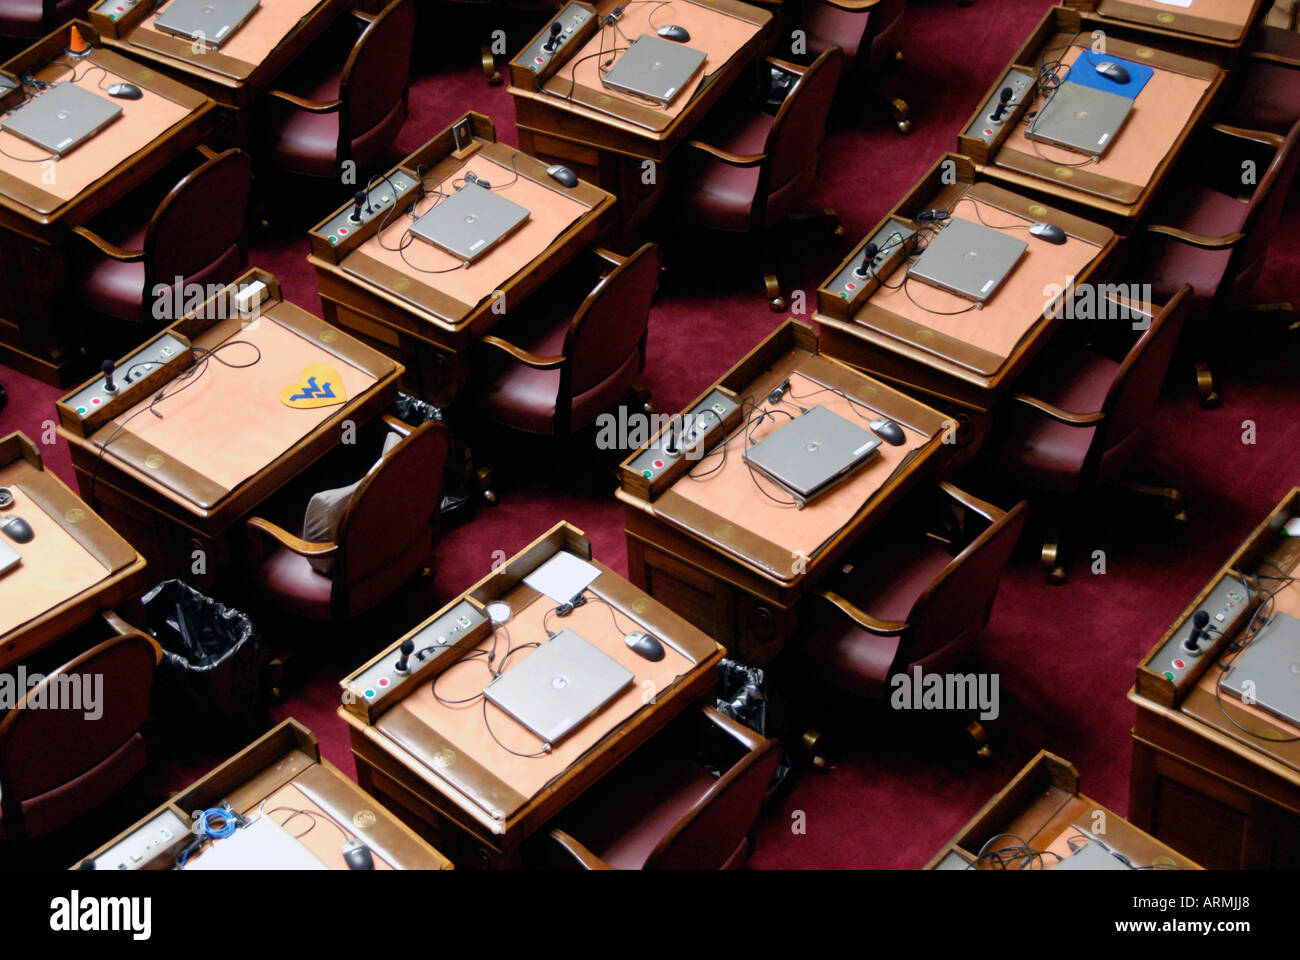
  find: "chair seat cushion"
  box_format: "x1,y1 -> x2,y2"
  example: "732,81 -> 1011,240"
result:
675,108 -> 774,233
1146,182 -> 1249,314
19,733 -> 146,838
257,544 -> 334,621
995,344 -> 1120,493
269,94 -> 406,178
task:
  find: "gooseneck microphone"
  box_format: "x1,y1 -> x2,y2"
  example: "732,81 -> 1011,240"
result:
101,360 -> 118,394
853,242 -> 879,279
395,637 -> 415,673
349,191 -> 365,224
1183,610 -> 1211,654
544,22 -> 562,51
990,87 -> 1014,122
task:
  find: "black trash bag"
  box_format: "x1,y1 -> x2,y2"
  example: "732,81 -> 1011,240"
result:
141,580 -> 268,752
392,392 -> 476,525
708,658 -> 791,795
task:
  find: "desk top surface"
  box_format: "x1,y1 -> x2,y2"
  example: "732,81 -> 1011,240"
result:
1087,0 -> 1265,44
0,435 -> 145,662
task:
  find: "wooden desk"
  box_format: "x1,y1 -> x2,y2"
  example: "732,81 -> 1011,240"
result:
56,267 -> 402,583
925,750 -> 1200,869
79,719 -> 453,870
89,0 -> 352,141
1128,487 -> 1300,868
960,6 -> 1223,234
0,21 -> 216,384
339,521 -> 725,868
815,154 -> 1118,458
616,320 -> 951,665
508,0 -> 775,241
0,431 -> 147,671
1062,0 -> 1270,65
307,111 -> 616,406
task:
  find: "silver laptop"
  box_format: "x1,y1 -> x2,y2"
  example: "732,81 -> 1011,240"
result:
1218,612 -> 1300,727
409,182 -> 531,263
743,404 -> 881,506
909,217 -> 1028,303
184,815 -> 329,870
0,540 -> 20,578
484,629 -> 634,745
154,0 -> 261,47
0,83 -> 122,157
1053,838 -> 1132,871
600,33 -> 707,106
1028,80 -> 1134,158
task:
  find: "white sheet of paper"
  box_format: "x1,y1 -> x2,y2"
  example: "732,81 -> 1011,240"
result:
1150,0 -> 1193,8
524,551 -> 601,603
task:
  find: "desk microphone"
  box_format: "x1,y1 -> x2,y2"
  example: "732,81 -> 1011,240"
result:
853,242 -> 879,279
990,87 -> 1013,122
349,191 -> 365,224
101,360 -> 118,394
544,22 -> 562,51
1183,610 -> 1211,655
395,637 -> 415,673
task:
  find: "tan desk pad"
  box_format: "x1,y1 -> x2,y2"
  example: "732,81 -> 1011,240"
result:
0,476 -> 113,640
251,782 -> 395,870
377,575 -> 694,821
659,371 -> 932,567
1099,0 -> 1255,39
542,0 -> 759,130
996,45 -> 1213,204
344,155 -> 590,320
1036,804 -> 1185,869
126,0 -> 325,81
101,305 -> 375,503
0,57 -> 192,211
856,192 -> 1103,375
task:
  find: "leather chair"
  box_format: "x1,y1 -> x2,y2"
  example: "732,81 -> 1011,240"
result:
265,0 -> 415,179
672,46 -> 844,311
544,706 -> 780,869
1226,25 -> 1300,134
0,0 -> 90,39
802,0 -> 912,132
992,286 -> 1192,583
800,482 -> 1026,758
72,146 -> 252,326
246,415 -> 450,623
477,243 -> 660,440
1141,119 -> 1300,406
0,624 -> 160,842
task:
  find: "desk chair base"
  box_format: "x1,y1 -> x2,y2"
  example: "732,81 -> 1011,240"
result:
482,44 -> 502,85
1196,300 -> 1296,407
764,208 -> 843,311
1039,483 -> 1186,584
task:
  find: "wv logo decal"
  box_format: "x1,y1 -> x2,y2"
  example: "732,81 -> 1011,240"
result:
281,364 -> 348,409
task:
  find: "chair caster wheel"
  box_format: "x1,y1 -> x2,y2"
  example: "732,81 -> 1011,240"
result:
965,720 -> 991,758
897,120 -> 913,134
481,489 -> 497,505
769,296 -> 786,312
1047,566 -> 1068,585
1172,509 -> 1189,524
801,729 -> 835,770
488,72 -> 502,86
1199,392 -> 1221,409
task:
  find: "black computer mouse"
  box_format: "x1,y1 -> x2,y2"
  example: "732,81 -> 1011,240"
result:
657,24 -> 691,43
0,515 -> 32,543
1029,221 -> 1067,244
869,418 -> 906,447
341,839 -> 374,870
106,83 -> 143,100
546,164 -> 578,188
1093,61 -> 1130,85
625,631 -> 665,661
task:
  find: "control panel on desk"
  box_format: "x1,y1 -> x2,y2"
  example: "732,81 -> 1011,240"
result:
520,2 -> 595,74
319,170 -> 420,246
966,69 -> 1034,145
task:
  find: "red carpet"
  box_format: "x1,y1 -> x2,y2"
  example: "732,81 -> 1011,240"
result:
1,0 -> 1297,868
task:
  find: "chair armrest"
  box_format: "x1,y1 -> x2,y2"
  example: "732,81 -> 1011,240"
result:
1008,393 -> 1106,426
1143,223 -> 1244,251
265,88 -> 342,113
818,589 -> 909,636
698,704 -> 768,753
480,335 -> 566,369
196,143 -> 220,160
547,829 -> 614,870
99,611 -> 163,664
937,481 -> 1007,524
380,414 -> 415,438
71,225 -> 144,262
1209,122 -> 1286,149
766,55 -> 810,77
1247,49 -> 1300,68
683,140 -> 767,167
592,247 -> 629,270
245,516 -> 338,558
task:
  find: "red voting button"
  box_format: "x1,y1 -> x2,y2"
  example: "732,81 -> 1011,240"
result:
337,226 -> 348,235
377,677 -> 390,687
91,397 -> 102,405
1172,658 -> 1186,670
984,128 -> 994,136
845,282 -> 857,292
653,460 -> 664,469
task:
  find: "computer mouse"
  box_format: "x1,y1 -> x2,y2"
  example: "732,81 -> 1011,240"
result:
625,631 -> 665,661
106,83 -> 142,100
868,418 -> 906,447
0,515 -> 33,543
546,164 -> 578,188
1094,61 -> 1130,85
1029,221 -> 1067,244
657,24 -> 691,42
341,838 -> 374,870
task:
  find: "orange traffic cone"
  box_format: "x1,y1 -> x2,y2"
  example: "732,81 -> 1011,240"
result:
67,25 -> 90,57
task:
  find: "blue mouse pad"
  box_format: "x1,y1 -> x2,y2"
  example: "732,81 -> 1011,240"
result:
1063,50 -> 1153,100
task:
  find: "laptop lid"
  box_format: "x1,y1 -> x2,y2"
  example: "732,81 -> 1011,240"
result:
408,182 -> 531,263
1218,612 -> 1300,728
0,83 -> 122,157
483,629 -> 634,745
1027,80 -> 1134,158
0,540 -> 20,578
154,0 -> 261,47
742,404 -> 881,505
600,34 -> 707,106
909,217 -> 1028,303
1053,839 -> 1133,871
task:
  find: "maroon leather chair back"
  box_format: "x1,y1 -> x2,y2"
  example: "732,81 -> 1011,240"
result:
900,501 -> 1028,668
340,0 -> 416,142
1096,285 -> 1191,463
334,419 -> 449,617
0,633 -> 158,838
146,148 -> 253,299
1231,119 -> 1300,297
764,46 -> 843,197
0,0 -> 91,38
564,243 -> 660,397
